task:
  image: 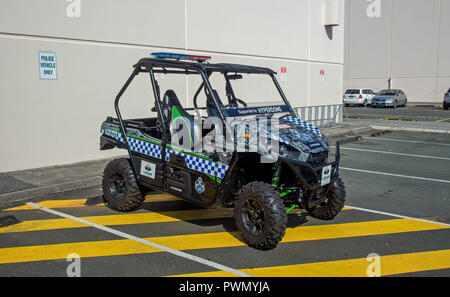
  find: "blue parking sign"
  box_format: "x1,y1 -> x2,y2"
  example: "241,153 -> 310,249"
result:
38,51 -> 57,80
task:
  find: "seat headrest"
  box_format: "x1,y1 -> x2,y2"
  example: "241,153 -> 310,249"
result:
163,89 -> 182,108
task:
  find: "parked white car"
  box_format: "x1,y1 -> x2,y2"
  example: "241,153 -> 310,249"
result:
343,89 -> 376,107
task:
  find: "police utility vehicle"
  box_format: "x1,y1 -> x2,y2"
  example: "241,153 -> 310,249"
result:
100,53 -> 348,250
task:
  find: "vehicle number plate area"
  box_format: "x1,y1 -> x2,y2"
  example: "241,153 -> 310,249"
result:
321,165 -> 332,186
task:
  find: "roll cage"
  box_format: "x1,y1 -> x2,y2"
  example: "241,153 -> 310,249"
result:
110,55 -> 348,207
128,57 -> 296,118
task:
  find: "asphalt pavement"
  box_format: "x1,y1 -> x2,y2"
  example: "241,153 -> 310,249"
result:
330,131 -> 450,222
0,127 -> 449,277
344,106 -> 450,122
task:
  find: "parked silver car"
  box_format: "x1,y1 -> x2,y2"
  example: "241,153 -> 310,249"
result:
444,88 -> 450,110
371,89 -> 407,108
343,88 -> 376,107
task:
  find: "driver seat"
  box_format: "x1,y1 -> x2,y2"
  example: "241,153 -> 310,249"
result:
162,90 -> 196,149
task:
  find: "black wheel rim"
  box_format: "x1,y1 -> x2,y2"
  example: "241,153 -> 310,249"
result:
241,198 -> 266,236
108,173 -> 126,200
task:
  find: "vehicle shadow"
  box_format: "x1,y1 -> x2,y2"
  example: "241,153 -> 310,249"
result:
139,198 -> 310,244
140,199 -> 309,227
287,212 -> 309,228
93,193 -> 310,245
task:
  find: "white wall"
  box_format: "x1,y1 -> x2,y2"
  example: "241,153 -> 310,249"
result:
0,0 -> 186,48
344,0 -> 450,103
0,0 -> 344,172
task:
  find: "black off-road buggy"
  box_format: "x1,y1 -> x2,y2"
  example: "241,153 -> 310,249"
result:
100,52 -> 348,250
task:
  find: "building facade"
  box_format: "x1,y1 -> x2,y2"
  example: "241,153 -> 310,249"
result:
344,0 -> 450,103
0,0 -> 345,172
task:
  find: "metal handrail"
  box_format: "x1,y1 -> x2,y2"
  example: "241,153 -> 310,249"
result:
294,104 -> 343,127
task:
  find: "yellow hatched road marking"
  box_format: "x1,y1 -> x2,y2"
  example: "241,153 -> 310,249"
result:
0,238 -> 163,264
171,249 -> 450,277
4,199 -> 92,211
0,208 -> 235,233
0,198 -> 349,233
3,196 -> 324,212
435,117 -> 450,123
0,207 -> 321,233
2,194 -> 181,211
0,218 -> 447,264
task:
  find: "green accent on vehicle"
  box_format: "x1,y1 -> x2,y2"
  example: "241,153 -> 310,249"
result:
271,163 -> 282,188
127,134 -> 161,146
286,204 -> 296,213
102,128 -> 224,183
279,189 -> 293,198
206,175 -> 222,184
166,144 -> 213,162
102,128 -> 213,162
171,105 -> 184,121
171,106 -> 194,149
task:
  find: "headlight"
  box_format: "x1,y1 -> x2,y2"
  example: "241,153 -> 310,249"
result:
279,145 -> 310,162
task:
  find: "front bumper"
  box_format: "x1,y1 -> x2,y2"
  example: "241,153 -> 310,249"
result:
372,101 -> 394,107
343,98 -> 365,105
279,136 -> 361,190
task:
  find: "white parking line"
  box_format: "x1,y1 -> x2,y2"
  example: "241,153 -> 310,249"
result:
345,205 -> 450,227
25,202 -> 253,277
332,146 -> 450,161
340,167 -> 450,184
368,137 -> 450,147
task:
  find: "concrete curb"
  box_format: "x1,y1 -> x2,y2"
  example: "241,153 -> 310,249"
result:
370,125 -> 450,134
343,118 -> 450,134
0,176 -> 101,209
321,125 -> 374,138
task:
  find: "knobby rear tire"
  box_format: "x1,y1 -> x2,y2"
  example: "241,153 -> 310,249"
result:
102,158 -> 145,212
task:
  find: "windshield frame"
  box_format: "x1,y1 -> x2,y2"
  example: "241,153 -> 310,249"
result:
133,58 -> 296,123
203,71 -> 295,118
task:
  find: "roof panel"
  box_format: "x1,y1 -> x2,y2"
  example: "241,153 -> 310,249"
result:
135,58 -> 275,74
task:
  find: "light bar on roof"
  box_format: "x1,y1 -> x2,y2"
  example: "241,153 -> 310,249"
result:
151,52 -> 211,62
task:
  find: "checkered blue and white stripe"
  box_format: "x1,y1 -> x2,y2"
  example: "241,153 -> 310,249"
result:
283,116 -> 322,137
101,129 -> 162,159
165,148 -> 228,179
101,128 -> 228,179
128,138 -> 162,159
101,128 -> 122,141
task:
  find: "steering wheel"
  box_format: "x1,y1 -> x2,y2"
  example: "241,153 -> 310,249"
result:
235,98 -> 247,107
224,99 -> 247,108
